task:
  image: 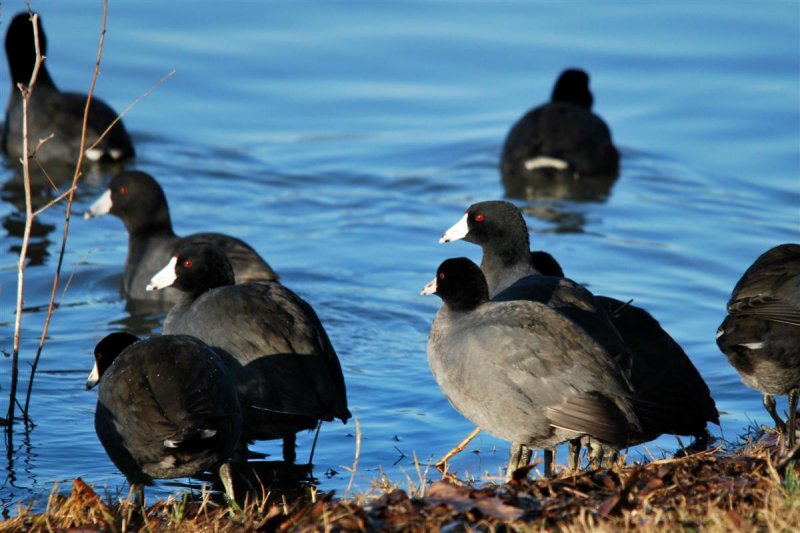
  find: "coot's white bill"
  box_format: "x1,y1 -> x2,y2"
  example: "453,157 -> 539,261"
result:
147,257 -> 178,291
84,188 -> 113,220
439,213 -> 469,244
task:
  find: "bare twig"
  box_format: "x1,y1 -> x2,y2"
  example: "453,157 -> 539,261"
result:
85,68 -> 175,155
23,0 -> 111,419
435,426 -> 481,473
344,416 -> 362,499
30,70 -> 174,220
7,9 -> 45,437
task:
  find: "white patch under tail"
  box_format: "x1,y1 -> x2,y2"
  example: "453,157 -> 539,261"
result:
524,156 -> 569,171
739,342 -> 765,350
84,147 -> 105,162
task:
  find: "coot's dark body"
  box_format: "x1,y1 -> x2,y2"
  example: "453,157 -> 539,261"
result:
148,242 -> 350,462
717,243 -> 800,445
89,333 -> 241,489
3,13 -> 134,164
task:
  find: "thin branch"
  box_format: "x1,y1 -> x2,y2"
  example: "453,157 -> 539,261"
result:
31,69 -> 175,219
344,416 -> 362,499
85,68 -> 175,154
23,0 -> 109,419
32,185 -> 78,218
8,10 -> 44,436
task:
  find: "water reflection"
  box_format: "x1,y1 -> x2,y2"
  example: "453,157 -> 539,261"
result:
205,460 -> 316,503
504,171 -> 618,204
2,212 -> 53,266
520,203 -> 589,234
112,302 -> 166,336
0,161 -> 126,267
504,167 -> 618,234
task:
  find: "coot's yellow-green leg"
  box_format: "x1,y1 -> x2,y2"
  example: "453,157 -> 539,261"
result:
788,389 -> 799,448
764,394 -> 787,433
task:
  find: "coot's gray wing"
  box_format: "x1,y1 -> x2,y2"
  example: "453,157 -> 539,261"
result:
165,282 -> 349,422
140,338 -> 240,447
57,92 -> 134,160
596,295 -> 720,439
727,244 -> 800,326
430,299 -> 636,448
495,274 -> 633,374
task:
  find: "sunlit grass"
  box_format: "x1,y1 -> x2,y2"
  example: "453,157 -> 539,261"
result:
3,433 -> 800,532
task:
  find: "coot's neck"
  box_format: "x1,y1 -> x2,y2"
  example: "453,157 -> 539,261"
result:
125,206 -> 176,240
164,296 -> 194,330
10,64 -> 56,90
478,224 -> 535,296
443,283 -> 489,313
8,35 -> 57,89
181,266 -> 235,301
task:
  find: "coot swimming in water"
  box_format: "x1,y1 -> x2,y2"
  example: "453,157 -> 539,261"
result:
84,170 -> 278,305
3,12 -> 134,165
500,68 -> 618,198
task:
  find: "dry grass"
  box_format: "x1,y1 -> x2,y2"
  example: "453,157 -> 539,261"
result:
3,433 -> 800,532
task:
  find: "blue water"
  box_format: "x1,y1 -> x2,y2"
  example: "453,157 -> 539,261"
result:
1,0 -> 798,513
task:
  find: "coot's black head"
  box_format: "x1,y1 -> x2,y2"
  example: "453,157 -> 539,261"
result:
422,257 -> 489,312
148,242 -> 235,296
551,68 -> 593,109
85,171 -> 172,235
86,332 -> 140,389
6,12 -> 48,85
530,250 -> 565,277
441,200 -> 530,255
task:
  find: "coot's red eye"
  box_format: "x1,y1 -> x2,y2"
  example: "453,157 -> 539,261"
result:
119,186 -> 129,195
438,272 -> 446,280
183,260 -> 193,268
474,213 -> 485,222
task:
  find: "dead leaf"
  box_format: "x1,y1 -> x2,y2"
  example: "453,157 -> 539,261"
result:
426,481 -> 524,522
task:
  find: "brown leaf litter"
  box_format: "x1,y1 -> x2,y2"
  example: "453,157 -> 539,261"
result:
2,441 -> 800,532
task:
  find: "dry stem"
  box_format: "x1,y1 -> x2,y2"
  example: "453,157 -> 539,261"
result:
21,0 -> 111,419
7,9 -> 45,435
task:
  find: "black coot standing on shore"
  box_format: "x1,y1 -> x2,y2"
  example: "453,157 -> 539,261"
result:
87,333 -> 241,505
440,200 -> 719,467
147,241 -> 351,464
717,243 -> 800,447
422,257 -> 639,478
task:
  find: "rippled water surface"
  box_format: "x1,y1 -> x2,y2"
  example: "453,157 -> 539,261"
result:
1,1 -> 798,512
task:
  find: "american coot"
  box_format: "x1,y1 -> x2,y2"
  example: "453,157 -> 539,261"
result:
87,332 -> 241,504
422,257 -> 639,478
500,68 -> 618,198
3,12 -> 134,165
441,201 -> 631,361
440,201 -> 719,455
717,243 -> 800,447
531,250 -> 719,446
146,241 -> 351,463
84,170 -> 278,305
